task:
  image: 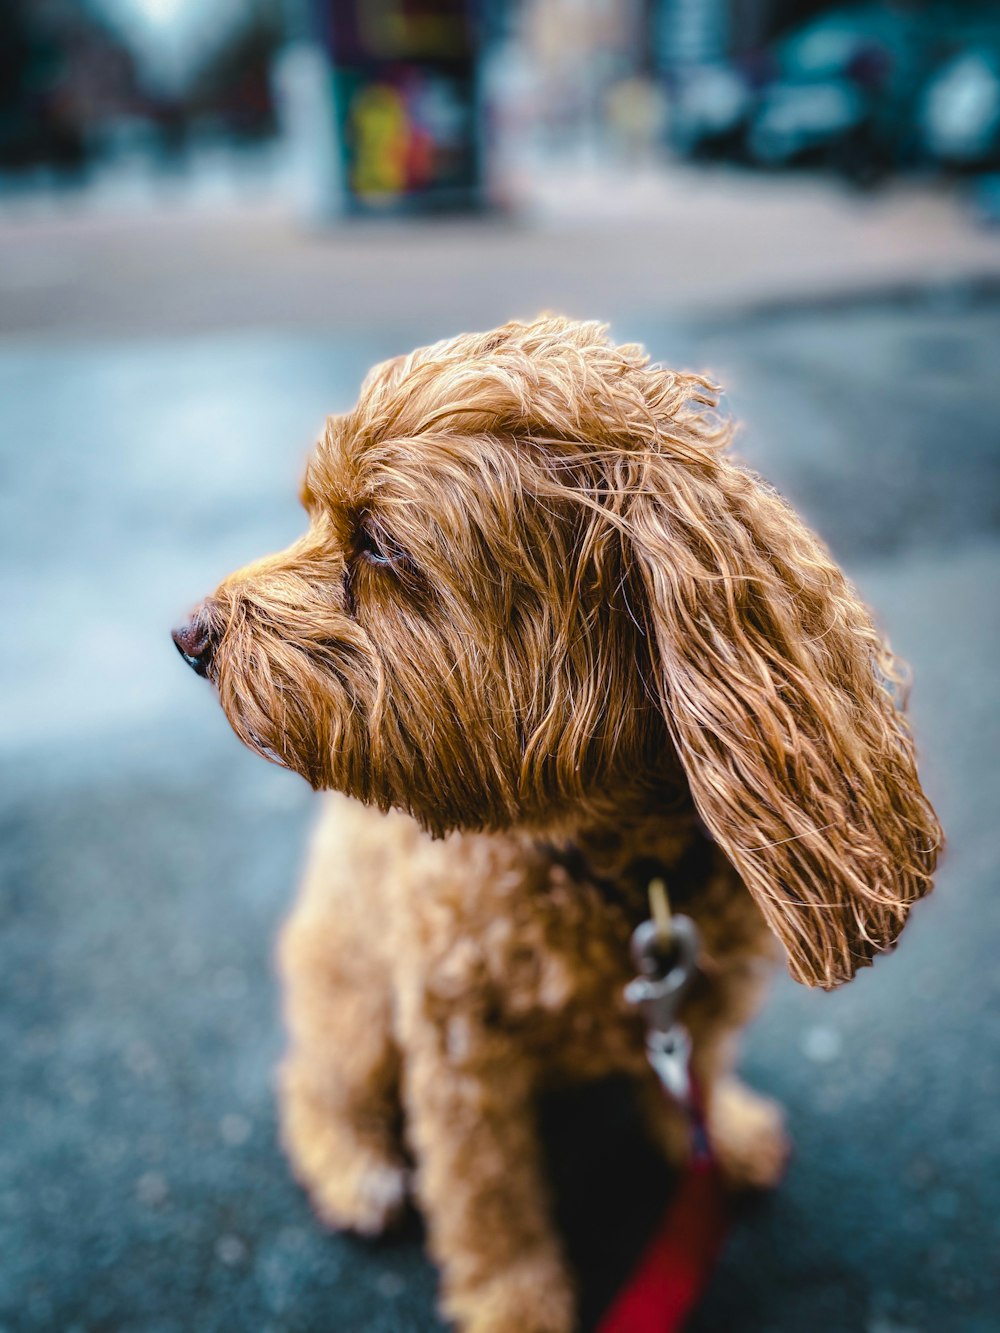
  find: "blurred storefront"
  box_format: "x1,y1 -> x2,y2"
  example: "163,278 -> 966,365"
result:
0,0 -> 283,175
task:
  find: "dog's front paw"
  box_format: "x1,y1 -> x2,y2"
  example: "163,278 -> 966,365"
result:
280,1068 -> 408,1236
444,1250 -> 576,1333
708,1076 -> 790,1190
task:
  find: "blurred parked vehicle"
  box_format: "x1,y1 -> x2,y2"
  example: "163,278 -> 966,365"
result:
922,48 -> 1000,169
663,2 -> 1000,186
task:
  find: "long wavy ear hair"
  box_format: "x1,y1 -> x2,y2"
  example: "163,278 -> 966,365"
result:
624,370 -> 941,988
517,318 -> 942,988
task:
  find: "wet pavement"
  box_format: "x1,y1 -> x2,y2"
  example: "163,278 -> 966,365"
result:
2,277 -> 999,1331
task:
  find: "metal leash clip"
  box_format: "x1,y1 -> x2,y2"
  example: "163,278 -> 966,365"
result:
624,880 -> 701,1108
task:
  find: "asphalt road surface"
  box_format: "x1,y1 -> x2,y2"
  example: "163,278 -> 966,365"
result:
2,276 -> 998,1332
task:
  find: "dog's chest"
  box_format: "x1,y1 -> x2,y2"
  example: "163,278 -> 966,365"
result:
389,833 -> 650,1072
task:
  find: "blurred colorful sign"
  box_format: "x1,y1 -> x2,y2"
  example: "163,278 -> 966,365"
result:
317,0 -> 481,211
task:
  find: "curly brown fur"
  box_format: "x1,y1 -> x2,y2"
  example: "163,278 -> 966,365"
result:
178,316 -> 941,1332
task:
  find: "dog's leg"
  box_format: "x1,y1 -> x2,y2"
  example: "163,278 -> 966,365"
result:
402,1020 -> 575,1333
686,954 -> 790,1190
637,990 -> 789,1191
278,904 -> 408,1236
703,1068 -> 789,1190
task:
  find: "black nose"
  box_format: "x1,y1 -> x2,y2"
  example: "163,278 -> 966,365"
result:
172,610 -> 216,677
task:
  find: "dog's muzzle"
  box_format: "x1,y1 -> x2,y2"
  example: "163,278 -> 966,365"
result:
171,606 -> 217,678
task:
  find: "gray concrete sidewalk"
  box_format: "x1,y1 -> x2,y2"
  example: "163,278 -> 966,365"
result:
1,168 -> 998,341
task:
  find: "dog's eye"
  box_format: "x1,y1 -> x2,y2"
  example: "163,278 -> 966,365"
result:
357,522 -> 398,568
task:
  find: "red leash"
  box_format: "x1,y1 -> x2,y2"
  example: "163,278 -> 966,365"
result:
597,1089 -> 730,1332
598,901 -> 731,1333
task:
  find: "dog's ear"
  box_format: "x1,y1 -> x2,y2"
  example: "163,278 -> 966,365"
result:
618,378 -> 941,988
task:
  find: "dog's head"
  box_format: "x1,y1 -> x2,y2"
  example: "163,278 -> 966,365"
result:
174,316 -> 940,988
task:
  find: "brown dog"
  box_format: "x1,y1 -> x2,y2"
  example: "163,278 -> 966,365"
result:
173,316 -> 941,1332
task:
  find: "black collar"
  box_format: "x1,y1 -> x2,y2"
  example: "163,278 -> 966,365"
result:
542,833 -> 716,920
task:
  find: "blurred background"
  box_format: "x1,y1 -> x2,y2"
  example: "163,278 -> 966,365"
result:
2,1 -> 999,1331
